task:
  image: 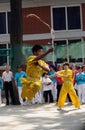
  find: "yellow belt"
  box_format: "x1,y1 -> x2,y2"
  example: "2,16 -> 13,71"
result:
27,76 -> 40,80
64,80 -> 72,83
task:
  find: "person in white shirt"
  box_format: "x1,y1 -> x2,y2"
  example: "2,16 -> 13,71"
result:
2,65 -> 15,105
42,73 -> 53,103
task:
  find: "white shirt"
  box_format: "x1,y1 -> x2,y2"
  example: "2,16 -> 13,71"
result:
2,71 -> 13,82
42,77 -> 53,91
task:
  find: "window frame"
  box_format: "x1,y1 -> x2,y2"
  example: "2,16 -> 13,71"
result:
0,43 -> 10,67
54,38 -> 83,64
51,4 -> 82,32
0,11 -> 10,34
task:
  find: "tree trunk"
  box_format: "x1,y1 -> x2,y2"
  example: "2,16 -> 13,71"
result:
10,0 -> 23,73
10,0 -> 23,104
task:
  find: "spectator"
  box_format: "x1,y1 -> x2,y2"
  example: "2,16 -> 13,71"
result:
56,64 -> 63,102
14,65 -> 27,106
2,65 -> 15,105
42,73 -> 53,103
76,66 -> 85,104
48,65 -> 57,101
71,64 -> 78,94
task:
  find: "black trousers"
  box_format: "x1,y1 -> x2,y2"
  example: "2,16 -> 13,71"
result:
4,81 -> 15,105
43,90 -> 53,103
57,84 -> 62,102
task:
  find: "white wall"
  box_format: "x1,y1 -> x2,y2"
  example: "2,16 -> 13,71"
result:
0,0 -> 85,43
22,0 -> 85,8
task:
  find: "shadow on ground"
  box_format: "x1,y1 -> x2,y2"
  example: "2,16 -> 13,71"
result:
0,103 -> 85,130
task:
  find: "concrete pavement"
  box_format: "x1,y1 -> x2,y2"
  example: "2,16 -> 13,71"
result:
0,103 -> 85,130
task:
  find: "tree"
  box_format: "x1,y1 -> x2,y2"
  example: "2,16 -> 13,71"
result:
10,0 -> 23,72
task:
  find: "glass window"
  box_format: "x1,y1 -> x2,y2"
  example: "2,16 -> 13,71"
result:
68,39 -> 82,62
7,12 -> 11,33
0,44 -> 7,66
0,12 -> 6,34
67,6 -> 81,30
52,6 -> 81,31
54,40 -> 67,63
52,7 -> 66,30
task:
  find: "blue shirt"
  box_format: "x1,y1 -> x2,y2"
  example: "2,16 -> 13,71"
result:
76,72 -> 85,85
48,71 -> 57,83
0,77 -> 3,89
14,71 -> 27,87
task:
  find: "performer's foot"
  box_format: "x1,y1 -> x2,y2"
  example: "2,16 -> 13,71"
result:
77,107 -> 80,109
75,106 -> 80,109
57,107 -> 62,110
21,86 -> 27,99
26,89 -> 35,101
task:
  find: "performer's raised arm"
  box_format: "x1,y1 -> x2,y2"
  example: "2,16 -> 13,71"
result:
32,45 -> 53,72
32,45 -> 54,61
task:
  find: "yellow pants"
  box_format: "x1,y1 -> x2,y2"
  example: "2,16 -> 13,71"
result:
20,78 -> 42,101
57,81 -> 80,108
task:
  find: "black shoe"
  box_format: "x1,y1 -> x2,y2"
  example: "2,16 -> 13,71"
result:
6,103 -> 9,105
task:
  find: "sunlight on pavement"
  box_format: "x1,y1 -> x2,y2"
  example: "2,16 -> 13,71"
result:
0,103 -> 85,130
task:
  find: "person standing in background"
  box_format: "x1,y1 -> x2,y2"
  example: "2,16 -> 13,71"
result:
76,66 -> 85,104
14,65 -> 27,106
71,64 -> 78,94
56,65 -> 63,102
2,65 -> 15,105
42,73 -> 53,103
48,65 -> 57,102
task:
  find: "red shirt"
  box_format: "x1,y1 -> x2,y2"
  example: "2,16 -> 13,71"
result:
56,76 -> 62,85
73,70 -> 78,84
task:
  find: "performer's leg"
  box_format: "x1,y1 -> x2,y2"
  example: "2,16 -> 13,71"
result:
26,81 -> 42,101
57,86 -> 67,108
21,84 -> 28,99
21,79 -> 42,101
69,87 -> 80,108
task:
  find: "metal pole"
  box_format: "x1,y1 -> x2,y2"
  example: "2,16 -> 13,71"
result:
51,28 -> 55,65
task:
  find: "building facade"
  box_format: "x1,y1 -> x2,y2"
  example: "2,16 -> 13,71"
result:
0,0 -> 85,71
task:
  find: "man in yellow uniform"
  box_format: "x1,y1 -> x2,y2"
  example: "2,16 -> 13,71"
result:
21,45 -> 53,101
49,62 -> 80,109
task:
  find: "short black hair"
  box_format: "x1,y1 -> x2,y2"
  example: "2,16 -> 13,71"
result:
77,66 -> 82,70
50,65 -> 56,71
17,65 -> 22,68
32,45 -> 43,54
63,62 -> 69,66
42,72 -> 48,77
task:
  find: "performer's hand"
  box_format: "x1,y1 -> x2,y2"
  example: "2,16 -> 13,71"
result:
48,47 -> 54,53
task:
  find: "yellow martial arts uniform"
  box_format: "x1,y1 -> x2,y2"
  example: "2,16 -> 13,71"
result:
57,69 -> 80,108
21,56 -> 47,101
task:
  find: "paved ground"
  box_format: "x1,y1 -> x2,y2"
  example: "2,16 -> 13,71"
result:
0,103 -> 85,130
